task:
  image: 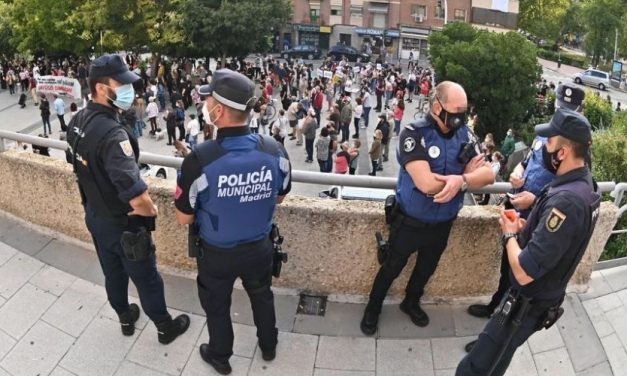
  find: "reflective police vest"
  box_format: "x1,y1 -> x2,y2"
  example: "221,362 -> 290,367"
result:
194,133 -> 286,248
522,137 -> 554,196
396,119 -> 469,224
67,105 -> 139,219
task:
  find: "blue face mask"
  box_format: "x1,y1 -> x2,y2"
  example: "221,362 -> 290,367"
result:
105,84 -> 135,110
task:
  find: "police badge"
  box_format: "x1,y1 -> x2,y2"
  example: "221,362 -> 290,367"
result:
546,208 -> 567,232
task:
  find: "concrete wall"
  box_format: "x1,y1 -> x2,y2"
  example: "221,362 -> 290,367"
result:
0,150 -> 619,300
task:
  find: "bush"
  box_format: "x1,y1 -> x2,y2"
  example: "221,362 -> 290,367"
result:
536,49 -> 589,68
583,91 -> 614,130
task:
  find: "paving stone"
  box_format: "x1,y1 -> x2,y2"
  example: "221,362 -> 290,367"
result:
0,283 -> 56,339
0,367 -> 9,376
378,304 -> 455,339
315,335 -> 375,371
600,334 -> 627,376
0,321 -> 74,376
36,239 -> 97,277
0,297 -> 4,310
114,361 -> 170,376
0,329 -> 16,362
231,289 -> 298,332
42,279 -> 107,337
604,306 -> 627,350
596,292 -> 623,312
182,350 -> 251,376
616,288 -> 627,306
582,299 -> 615,338
575,361 -> 613,376
577,272 -> 614,301
127,311 -> 204,376
97,297 -> 150,331
0,253 -> 44,299
0,224 -> 53,256
0,242 -> 16,267
249,331 -> 318,376
314,370 -> 375,376
162,273 -> 204,316
195,322 -> 258,359
73,259 -> 106,287
505,343 -> 538,376
451,305 -> 489,337
557,294 -> 607,372
528,325 -> 565,354
533,347 -> 576,376
0,219 -> 17,238
294,302 -> 368,337
434,371 -> 455,376
50,367 -> 77,376
376,338 -> 433,376
600,265 -> 627,292
431,336 -> 475,370
29,265 -> 77,296
60,316 -> 138,376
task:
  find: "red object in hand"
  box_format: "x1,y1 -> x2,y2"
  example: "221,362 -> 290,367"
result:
504,209 -> 518,221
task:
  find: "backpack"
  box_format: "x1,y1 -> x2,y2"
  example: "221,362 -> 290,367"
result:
175,108 -> 185,121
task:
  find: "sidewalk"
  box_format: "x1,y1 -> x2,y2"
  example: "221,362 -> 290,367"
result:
0,212 -> 625,375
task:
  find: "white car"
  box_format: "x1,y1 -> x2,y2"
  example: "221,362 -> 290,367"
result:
573,69 -> 610,91
321,186 -> 394,202
139,163 -> 172,180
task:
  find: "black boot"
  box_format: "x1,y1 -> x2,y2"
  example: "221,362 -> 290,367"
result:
118,303 -> 140,336
259,341 -> 277,361
360,304 -> 380,336
200,344 -> 232,375
467,304 -> 493,318
400,297 -> 429,327
156,314 -> 190,344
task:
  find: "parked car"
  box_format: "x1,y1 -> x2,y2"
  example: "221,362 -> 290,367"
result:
320,186 -> 394,201
327,45 -> 371,62
282,44 -> 322,60
139,163 -> 171,180
573,69 -> 610,91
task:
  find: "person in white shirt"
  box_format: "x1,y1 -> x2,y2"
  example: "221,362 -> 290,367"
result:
145,97 -> 159,133
53,94 -> 67,131
185,114 -> 200,149
352,97 -> 363,139
272,110 -> 289,145
362,88 -> 372,128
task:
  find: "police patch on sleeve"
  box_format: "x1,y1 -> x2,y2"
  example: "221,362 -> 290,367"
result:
546,208 -> 567,232
119,140 -> 133,157
428,145 -> 441,159
403,137 -> 416,152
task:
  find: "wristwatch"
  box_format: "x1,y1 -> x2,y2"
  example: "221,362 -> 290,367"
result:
501,232 -> 518,248
460,174 -> 468,192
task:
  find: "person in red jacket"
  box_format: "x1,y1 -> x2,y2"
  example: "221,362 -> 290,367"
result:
312,86 -> 324,126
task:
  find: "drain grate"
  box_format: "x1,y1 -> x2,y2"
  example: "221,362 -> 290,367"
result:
296,294 -> 327,316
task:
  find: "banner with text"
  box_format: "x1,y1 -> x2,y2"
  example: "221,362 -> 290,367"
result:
35,76 -> 82,99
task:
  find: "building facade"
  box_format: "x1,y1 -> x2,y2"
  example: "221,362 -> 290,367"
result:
286,0 -> 519,61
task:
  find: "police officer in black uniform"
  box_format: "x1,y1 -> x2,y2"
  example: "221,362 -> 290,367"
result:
360,81 -> 495,335
175,69 -> 292,375
67,54 -> 190,343
456,108 -> 601,375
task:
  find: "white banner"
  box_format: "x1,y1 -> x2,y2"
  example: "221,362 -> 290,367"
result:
376,63 -> 382,70
324,70 -> 333,79
353,66 -> 360,73
35,75 -> 82,99
316,69 -> 323,78
335,71 -> 344,78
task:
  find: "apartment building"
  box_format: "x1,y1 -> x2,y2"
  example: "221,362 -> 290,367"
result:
286,0 -> 519,61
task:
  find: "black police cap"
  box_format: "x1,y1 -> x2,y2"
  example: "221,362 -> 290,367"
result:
198,69 -> 256,111
89,54 -> 139,84
555,84 -> 585,111
535,108 -> 592,145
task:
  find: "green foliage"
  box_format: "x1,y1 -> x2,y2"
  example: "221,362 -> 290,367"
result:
519,0 -> 571,41
600,215 -> 627,261
583,0 -> 622,66
583,91 -> 614,130
536,49 -> 589,68
429,23 -> 542,143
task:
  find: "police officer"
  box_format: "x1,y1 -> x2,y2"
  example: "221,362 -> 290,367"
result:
66,54 -> 190,343
360,81 -> 495,335
174,69 -> 292,375
456,109 -> 600,375
463,85 -> 586,351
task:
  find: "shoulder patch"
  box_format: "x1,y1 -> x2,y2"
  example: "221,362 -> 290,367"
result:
403,137 -> 416,152
119,140 -> 133,157
546,207 -> 567,232
428,145 -> 441,159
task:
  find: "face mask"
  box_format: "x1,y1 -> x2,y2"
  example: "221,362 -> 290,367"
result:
542,144 -> 563,174
202,103 -> 220,126
104,84 -> 135,110
436,97 -> 466,131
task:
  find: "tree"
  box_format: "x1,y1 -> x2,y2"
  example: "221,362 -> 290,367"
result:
183,0 -> 291,63
583,0 -> 621,66
428,23 -> 543,142
519,0 -> 571,42
0,1 -> 16,59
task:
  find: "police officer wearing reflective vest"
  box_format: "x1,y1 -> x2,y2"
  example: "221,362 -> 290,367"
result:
456,109 -> 601,375
66,54 -> 190,343
360,81 -> 495,335
464,85 -> 586,343
174,69 -> 292,375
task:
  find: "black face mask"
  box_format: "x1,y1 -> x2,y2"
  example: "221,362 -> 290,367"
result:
436,97 -> 466,131
542,144 -> 563,174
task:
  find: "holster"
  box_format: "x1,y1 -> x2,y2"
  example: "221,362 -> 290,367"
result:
537,305 -> 564,330
188,223 -> 203,259
120,227 -> 153,261
271,224 -> 287,278
384,194 -> 399,225
492,289 -> 532,328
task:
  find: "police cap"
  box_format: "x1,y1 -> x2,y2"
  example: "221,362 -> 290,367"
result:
198,69 -> 256,112
535,108 -> 592,145
89,54 -> 139,84
555,84 -> 585,111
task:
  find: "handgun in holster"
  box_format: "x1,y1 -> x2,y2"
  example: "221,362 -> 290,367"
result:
270,224 -> 288,278
120,227 -> 153,261
188,223 -> 204,259
375,195 -> 400,265
538,305 -> 564,330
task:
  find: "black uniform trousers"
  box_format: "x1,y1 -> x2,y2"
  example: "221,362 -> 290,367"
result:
368,219 -> 454,311
456,297 -> 561,376
196,238 -> 278,362
85,206 -> 171,323
487,250 -> 511,311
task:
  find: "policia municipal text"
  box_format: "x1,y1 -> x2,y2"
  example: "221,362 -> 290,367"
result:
66,54 -> 190,343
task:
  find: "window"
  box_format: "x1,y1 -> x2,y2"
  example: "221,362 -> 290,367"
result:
350,6 -> 363,17
310,9 -> 320,23
434,6 -> 445,19
331,8 -> 342,16
454,9 -> 466,21
411,5 -> 427,22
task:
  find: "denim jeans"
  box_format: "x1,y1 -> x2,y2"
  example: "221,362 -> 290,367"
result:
305,138 -> 314,161
363,107 -> 371,128
134,120 -> 144,138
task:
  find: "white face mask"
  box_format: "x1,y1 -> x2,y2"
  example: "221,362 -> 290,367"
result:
202,103 -> 219,126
